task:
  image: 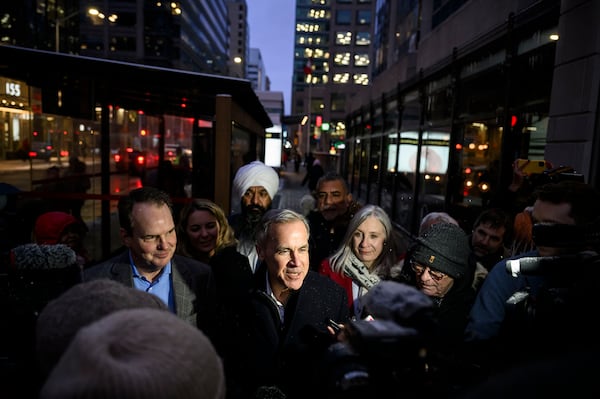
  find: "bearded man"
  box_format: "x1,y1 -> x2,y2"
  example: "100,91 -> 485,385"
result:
229,161 -> 280,272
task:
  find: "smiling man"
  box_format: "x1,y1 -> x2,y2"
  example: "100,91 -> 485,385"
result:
83,187 -> 217,335
225,209 -> 349,399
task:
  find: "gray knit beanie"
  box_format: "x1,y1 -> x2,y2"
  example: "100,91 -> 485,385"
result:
412,223 -> 470,279
36,279 -> 168,378
40,308 -> 226,399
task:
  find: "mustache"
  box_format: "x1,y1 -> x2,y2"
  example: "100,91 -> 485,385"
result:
242,203 -> 269,216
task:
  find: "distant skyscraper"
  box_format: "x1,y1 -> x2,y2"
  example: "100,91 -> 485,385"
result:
291,0 -> 375,153
227,0 -> 249,79
248,48 -> 268,91
1,1 -> 232,75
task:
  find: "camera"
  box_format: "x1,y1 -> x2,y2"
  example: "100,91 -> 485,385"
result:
317,318 -> 430,398
527,165 -> 584,187
504,245 -> 600,345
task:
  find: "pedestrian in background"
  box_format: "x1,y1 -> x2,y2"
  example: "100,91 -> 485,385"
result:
302,158 -> 324,192
33,211 -> 91,268
62,156 -> 91,221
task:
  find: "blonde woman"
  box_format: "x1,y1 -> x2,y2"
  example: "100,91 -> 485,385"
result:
177,199 -> 252,354
177,198 -> 237,263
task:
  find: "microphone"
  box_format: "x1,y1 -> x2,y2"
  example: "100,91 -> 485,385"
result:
10,243 -> 77,270
505,253 -> 596,277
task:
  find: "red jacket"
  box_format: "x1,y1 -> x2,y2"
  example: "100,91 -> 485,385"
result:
319,258 -> 354,309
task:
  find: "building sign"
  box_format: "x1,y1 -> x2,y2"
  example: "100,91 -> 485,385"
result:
0,77 -> 29,109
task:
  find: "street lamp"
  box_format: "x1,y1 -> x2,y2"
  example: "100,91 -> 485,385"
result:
55,8 -> 117,53
55,10 -> 80,52
306,75 -> 315,156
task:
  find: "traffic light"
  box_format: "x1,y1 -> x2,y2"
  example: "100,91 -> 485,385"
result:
316,115 -> 322,127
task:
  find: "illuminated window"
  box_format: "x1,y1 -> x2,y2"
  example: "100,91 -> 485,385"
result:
356,32 -> 370,45
353,74 -> 369,85
354,53 -> 370,67
334,52 -> 351,66
333,73 -> 350,84
309,9 -> 327,19
335,31 -> 352,45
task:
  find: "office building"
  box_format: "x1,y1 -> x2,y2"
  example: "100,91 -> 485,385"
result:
227,0 -> 249,79
291,0 -> 375,155
0,0 -> 231,75
338,0 -> 600,231
248,48 -> 269,91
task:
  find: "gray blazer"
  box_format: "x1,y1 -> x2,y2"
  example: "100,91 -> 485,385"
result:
83,251 -> 217,335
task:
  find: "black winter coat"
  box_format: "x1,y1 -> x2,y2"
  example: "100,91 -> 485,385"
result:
225,264 -> 349,399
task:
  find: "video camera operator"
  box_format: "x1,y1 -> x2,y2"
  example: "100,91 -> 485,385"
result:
315,281 -> 438,399
464,177 -> 600,381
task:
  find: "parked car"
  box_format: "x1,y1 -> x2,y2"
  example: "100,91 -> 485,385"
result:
113,148 -> 159,176
29,142 -> 55,161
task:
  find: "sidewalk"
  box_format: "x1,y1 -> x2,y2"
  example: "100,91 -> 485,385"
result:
275,164 -> 312,214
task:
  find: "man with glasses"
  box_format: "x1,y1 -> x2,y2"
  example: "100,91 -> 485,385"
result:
396,222 -> 476,396
405,222 -> 475,343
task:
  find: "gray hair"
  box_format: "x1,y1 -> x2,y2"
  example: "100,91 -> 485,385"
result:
329,204 -> 395,278
255,208 -> 310,248
419,212 -> 459,235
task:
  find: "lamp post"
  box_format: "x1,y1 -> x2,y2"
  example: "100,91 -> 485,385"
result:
55,8 -> 117,53
88,8 -> 119,57
306,75 -> 313,156
55,10 -> 80,53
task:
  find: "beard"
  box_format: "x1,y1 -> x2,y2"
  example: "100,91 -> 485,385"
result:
238,202 -> 270,239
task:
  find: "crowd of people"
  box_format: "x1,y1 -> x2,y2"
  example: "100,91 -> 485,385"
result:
3,156 -> 600,398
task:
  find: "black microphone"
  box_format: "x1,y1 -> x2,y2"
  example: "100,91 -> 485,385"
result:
505,253 -> 593,277
10,243 -> 77,270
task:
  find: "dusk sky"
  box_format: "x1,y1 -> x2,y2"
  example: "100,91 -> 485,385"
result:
247,0 -> 295,114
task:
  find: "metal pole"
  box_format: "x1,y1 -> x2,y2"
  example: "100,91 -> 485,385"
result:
55,10 -> 81,53
55,19 -> 60,52
306,77 -> 312,155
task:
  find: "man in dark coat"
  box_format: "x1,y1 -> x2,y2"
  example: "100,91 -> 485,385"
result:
226,208 -> 349,399
306,172 -> 362,271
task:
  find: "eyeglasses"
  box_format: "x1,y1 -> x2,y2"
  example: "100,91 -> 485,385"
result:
410,261 -> 446,281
